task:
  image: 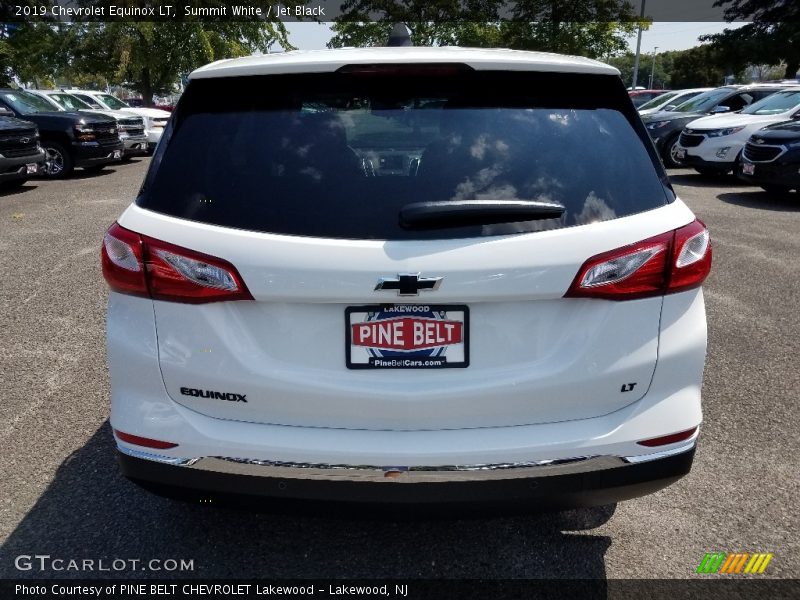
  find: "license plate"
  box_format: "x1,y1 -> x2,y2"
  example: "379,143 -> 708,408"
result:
742,162 -> 755,175
676,148 -> 686,159
25,163 -> 37,174
113,150 -> 122,159
346,304 -> 469,369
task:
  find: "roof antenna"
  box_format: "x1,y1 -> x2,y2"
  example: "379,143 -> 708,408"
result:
386,23 -> 413,47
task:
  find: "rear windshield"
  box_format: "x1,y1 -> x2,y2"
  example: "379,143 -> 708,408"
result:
138,70 -> 670,240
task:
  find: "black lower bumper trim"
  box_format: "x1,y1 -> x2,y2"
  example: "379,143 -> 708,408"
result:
118,447 -> 694,513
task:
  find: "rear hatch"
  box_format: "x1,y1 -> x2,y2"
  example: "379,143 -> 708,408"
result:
126,68 -> 684,431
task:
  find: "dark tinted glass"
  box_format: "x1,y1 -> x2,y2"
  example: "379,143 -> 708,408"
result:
138,71 -> 670,240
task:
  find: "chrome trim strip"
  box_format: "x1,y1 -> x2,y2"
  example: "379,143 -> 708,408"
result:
119,443 -> 695,482
117,445 -> 629,483
623,441 -> 696,464
117,445 -> 198,466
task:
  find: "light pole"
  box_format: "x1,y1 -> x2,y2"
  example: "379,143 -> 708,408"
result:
649,47 -> 659,89
631,0 -> 647,89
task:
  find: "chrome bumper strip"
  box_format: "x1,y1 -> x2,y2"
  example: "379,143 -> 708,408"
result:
622,441 -> 697,464
118,442 -> 695,483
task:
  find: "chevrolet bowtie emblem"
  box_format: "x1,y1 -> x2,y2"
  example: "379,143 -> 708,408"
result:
374,273 -> 443,296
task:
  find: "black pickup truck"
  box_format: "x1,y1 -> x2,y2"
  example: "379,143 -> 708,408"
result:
0,88 -> 123,178
0,109 -> 46,189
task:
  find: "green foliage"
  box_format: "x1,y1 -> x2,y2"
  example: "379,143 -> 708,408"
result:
704,1 -> 800,79
608,50 -> 675,89
68,20 -> 291,104
330,0 -> 643,59
1,3 -> 292,103
669,45 -> 729,88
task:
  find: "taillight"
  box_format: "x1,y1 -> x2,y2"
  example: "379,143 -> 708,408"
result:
565,219 -> 712,301
101,222 -> 148,296
101,222 -> 253,304
668,220 -> 712,294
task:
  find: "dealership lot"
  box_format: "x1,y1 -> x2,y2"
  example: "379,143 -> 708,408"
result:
0,159 -> 797,579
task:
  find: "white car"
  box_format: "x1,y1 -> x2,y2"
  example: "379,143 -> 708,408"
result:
676,87 -> 800,175
67,89 -> 170,153
637,88 -> 712,116
102,47 -> 711,509
26,90 -> 148,158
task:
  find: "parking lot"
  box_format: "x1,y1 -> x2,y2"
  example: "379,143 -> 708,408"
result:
0,158 -> 797,579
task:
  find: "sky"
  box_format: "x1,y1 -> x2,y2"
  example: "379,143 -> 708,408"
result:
280,22 -> 748,54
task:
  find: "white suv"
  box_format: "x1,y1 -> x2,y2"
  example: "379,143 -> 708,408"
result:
102,47 -> 711,509
677,87 -> 800,175
68,90 -> 170,153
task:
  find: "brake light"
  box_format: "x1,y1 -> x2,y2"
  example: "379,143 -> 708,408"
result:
101,222 -> 253,304
565,219 -> 711,300
336,63 -> 473,76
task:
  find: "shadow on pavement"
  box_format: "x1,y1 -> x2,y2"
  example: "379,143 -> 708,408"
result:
717,190 -> 800,211
0,422 -> 614,580
0,182 -> 39,196
668,171 -> 749,189
64,168 -> 118,181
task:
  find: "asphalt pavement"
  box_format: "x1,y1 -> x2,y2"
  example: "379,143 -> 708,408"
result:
0,159 -> 797,580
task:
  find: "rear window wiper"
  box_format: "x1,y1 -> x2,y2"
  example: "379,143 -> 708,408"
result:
399,200 -> 565,229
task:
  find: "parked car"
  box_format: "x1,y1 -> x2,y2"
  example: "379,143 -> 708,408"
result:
0,89 -> 122,178
737,120 -> 800,194
676,87 -> 800,175
0,108 -> 46,189
27,90 -> 148,160
628,89 -> 670,107
66,90 -> 170,153
103,48 -> 712,510
637,88 -> 712,116
641,84 -> 791,167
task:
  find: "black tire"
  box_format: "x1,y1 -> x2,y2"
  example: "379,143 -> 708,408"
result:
41,141 -> 74,179
761,184 -> 793,196
661,133 -> 683,168
0,178 -> 28,190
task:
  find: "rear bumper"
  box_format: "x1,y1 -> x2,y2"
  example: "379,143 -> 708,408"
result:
118,444 -> 695,508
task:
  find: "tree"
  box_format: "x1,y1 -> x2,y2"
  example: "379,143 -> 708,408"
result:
68,20 -> 291,104
704,0 -> 800,79
330,0 -> 643,59
669,45 -> 730,87
2,0 -> 295,103
608,49 -> 676,89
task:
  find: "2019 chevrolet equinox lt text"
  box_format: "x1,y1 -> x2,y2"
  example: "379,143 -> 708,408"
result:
103,47 -> 712,510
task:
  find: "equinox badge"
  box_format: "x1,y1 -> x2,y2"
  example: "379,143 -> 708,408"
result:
374,273 -> 443,296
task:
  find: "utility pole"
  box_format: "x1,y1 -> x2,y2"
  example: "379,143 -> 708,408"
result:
631,0 -> 646,89
649,47 -> 659,88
